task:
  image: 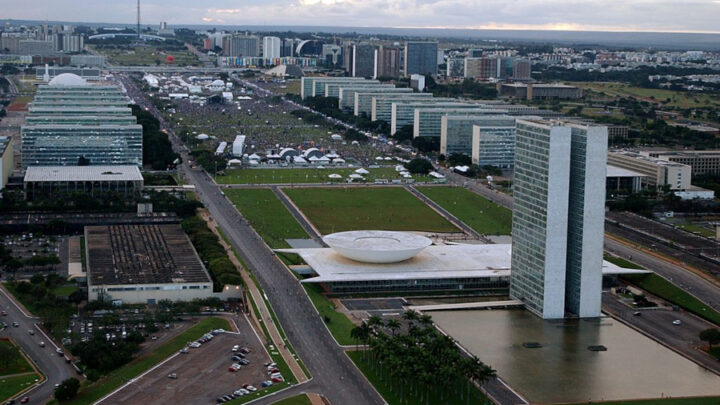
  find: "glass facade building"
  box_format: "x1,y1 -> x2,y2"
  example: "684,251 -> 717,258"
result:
353,88 -> 413,117
404,41 -> 438,76
22,82 -> 142,168
371,93 -> 433,122
471,120 -> 517,167
413,107 -> 501,138
324,80 -> 379,98
300,77 -> 367,100
509,120 -> 607,319
389,100 -> 461,134
337,84 -> 395,110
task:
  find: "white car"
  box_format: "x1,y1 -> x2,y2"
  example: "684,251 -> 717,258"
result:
672,319 -> 682,326
232,345 -> 240,352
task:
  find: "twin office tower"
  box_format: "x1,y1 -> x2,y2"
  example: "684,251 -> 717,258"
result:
510,120 -> 608,319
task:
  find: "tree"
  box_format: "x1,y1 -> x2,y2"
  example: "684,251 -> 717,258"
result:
699,328 -> 720,348
385,318 -> 401,336
406,158 -> 433,175
447,153 -> 471,167
54,377 -> 80,401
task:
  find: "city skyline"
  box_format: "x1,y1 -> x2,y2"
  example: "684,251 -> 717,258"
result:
1,0 -> 720,34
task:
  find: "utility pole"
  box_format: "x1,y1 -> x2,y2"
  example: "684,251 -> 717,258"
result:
137,0 -> 141,39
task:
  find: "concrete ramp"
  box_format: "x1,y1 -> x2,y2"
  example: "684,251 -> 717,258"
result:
409,299 -> 524,312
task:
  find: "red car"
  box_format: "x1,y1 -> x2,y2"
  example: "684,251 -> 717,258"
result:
20,397 -> 30,404
1,310 -> 7,316
228,364 -> 241,372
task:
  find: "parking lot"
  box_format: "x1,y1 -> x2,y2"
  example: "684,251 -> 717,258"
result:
101,315 -> 274,405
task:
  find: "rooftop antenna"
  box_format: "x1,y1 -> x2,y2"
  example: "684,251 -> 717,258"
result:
137,0 -> 141,39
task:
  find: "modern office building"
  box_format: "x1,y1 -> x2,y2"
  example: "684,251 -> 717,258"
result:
338,84 -> 396,110
404,41 -> 438,76
0,137 -> 13,190
262,36 -> 281,59
21,75 -> 142,168
413,107 -> 504,138
446,57 -> 465,78
377,46 -> 401,78
353,88 -> 414,117
464,57 -> 500,80
641,150 -> 720,176
352,43 -> 377,78
607,151 -> 691,190
324,79 -> 379,98
498,83 -> 582,100
390,100 -> 465,134
300,76 -> 368,100
222,34 -> 259,57
440,114 -> 504,156
24,165 -> 143,200
510,120 -> 608,319
470,118 -> 518,167
371,93 -> 434,122
513,59 -> 532,80
321,44 -> 342,66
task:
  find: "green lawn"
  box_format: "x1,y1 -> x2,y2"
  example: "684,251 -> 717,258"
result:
574,82 -> 720,109
0,341 -> 33,376
284,187 -> 459,234
603,255 -> 645,269
303,284 -> 355,346
621,273 -> 720,326
216,168 -> 431,185
416,186 -> 512,235
225,188 -> 308,248
677,223 -> 715,238
62,317 -> 230,405
271,394 -> 312,405
0,373 -> 40,403
347,351 -> 490,405
53,285 -> 79,298
576,397 -> 720,405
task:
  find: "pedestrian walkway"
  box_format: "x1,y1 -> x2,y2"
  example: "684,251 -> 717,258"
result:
198,210 -> 309,384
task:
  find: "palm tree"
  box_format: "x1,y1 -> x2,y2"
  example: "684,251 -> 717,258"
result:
419,314 -> 433,328
385,318 -> 401,336
402,309 -> 419,328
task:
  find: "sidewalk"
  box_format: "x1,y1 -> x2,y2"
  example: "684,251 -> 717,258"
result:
199,210 -> 309,384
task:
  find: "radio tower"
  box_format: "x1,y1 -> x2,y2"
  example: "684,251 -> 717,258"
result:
137,0 -> 141,39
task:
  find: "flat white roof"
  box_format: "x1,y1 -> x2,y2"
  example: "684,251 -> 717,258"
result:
277,243 -> 649,283
24,166 -> 143,182
606,165 -> 647,178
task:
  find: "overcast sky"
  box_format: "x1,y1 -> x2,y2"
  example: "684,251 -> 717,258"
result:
3,0 -> 720,33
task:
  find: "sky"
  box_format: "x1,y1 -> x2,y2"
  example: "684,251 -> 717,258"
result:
2,0 -> 720,33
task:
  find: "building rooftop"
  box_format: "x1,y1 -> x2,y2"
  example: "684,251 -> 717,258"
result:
24,165 -> 143,183
86,224 -> 211,286
277,243 -> 648,284
606,164 -> 647,178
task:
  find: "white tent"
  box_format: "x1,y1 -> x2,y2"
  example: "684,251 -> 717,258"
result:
333,158 -> 346,164
395,165 -> 406,172
429,171 -> 445,179
384,157 -> 393,161
355,168 -> 370,175
317,156 -> 331,163
196,133 -> 209,140
349,173 -> 364,180
228,158 -> 242,165
326,152 -> 340,159
249,153 -> 261,160
328,173 -> 343,179
375,156 -> 384,161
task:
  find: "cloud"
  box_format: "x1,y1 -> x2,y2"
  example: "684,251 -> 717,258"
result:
1,0 -> 719,33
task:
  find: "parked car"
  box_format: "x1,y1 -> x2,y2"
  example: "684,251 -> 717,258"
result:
260,380 -> 273,387
228,364 -> 241,372
56,348 -> 64,356
673,319 -> 682,325
179,348 -> 189,354
243,384 -> 257,392
239,347 -> 250,354
167,373 -> 177,379
231,355 -> 243,362
1,310 -> 7,316
231,345 -> 240,352
239,359 -> 250,365
12,322 -> 19,327
267,367 -> 280,374
27,329 -> 34,335
39,341 -> 45,347
19,398 -> 29,404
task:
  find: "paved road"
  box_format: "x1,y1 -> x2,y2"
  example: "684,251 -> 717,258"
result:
604,238 -> 720,313
118,74 -> 385,405
0,285 -> 77,404
271,186 -> 327,247
602,293 -> 720,374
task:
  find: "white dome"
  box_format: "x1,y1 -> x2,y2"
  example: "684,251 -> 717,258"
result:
211,80 -> 225,86
49,73 -> 88,86
323,231 -> 431,264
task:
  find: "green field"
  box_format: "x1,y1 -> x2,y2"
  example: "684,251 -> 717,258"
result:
62,317 -> 230,405
284,187 -> 459,234
417,186 -> 512,235
225,188 -> 308,248
0,341 -> 33,376
303,284 -> 356,346
0,373 -> 40,403
347,351 -> 490,405
216,167 -> 431,185
271,394 -> 312,405
53,285 -> 79,298
93,45 -> 200,66
576,82 -> 720,110
677,223 -> 715,238
622,273 -> 720,326
604,255 -> 645,269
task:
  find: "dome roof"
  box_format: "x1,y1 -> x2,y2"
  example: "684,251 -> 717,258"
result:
323,231 -> 432,264
49,73 -> 88,86
210,79 -> 225,86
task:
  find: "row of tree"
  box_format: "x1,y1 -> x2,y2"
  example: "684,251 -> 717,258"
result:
131,105 -> 180,170
350,310 -> 495,404
181,215 -> 244,291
